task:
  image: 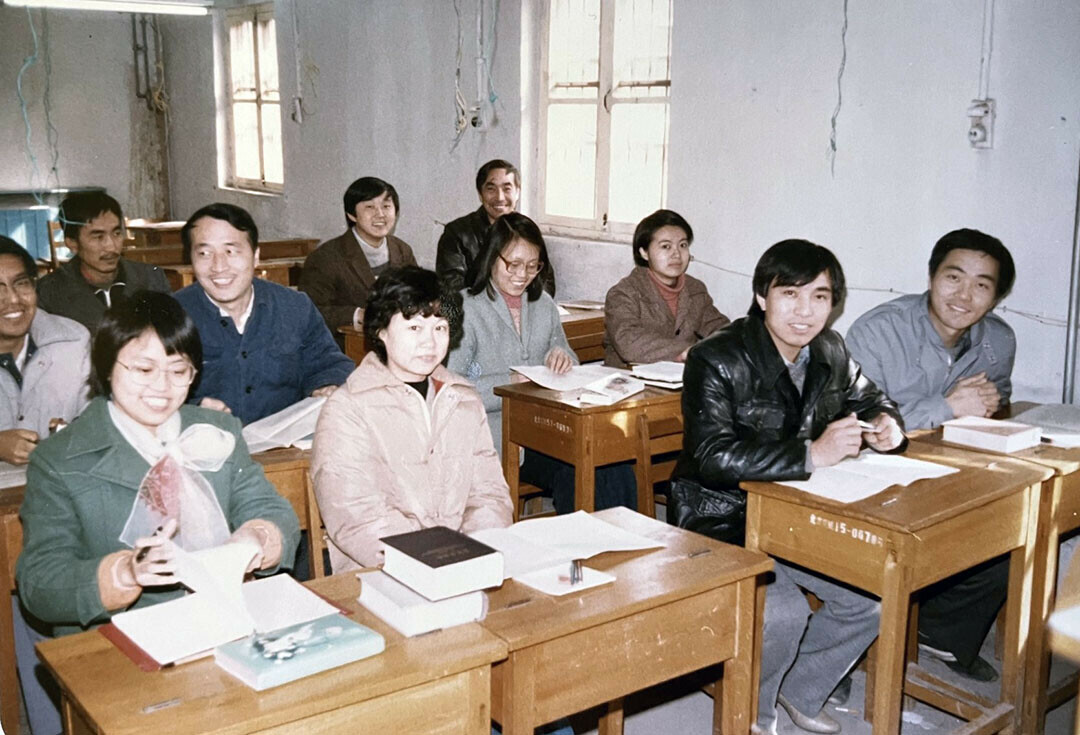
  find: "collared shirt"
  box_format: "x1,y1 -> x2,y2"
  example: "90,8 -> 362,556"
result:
846,291 -> 1016,430
0,335 -> 35,388
207,287 -> 256,334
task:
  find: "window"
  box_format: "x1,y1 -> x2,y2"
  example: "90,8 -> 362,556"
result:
223,3 -> 283,192
539,0 -> 672,235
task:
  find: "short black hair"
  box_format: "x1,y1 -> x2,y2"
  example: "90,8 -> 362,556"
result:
928,228 -> 1015,299
467,212 -> 550,303
0,236 -> 37,283
343,177 -> 400,230
90,290 -> 202,399
59,191 -> 124,241
181,203 -> 259,263
363,266 -> 464,364
475,159 -> 520,193
632,209 -> 693,267
749,239 -> 846,316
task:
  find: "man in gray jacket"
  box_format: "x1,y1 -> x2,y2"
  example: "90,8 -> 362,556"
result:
847,228 -> 1016,682
0,236 -> 91,465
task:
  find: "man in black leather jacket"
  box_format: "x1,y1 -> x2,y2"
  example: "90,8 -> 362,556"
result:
435,159 -> 556,295
670,239 -> 906,735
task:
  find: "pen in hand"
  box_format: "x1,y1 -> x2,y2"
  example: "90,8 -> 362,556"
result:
135,524 -> 166,562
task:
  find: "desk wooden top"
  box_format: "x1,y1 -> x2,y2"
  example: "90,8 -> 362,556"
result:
493,381 -> 680,415
741,442 -> 1050,534
36,573 -> 507,735
337,308 -> 604,338
482,507 -> 771,651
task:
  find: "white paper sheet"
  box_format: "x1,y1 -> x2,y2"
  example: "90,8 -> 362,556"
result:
242,396 -> 326,454
514,564 -> 615,596
504,511 -> 663,560
469,528 -> 574,579
174,542 -> 259,629
558,300 -> 605,311
509,364 -> 620,392
630,361 -> 685,384
0,461 -> 26,489
776,451 -> 958,503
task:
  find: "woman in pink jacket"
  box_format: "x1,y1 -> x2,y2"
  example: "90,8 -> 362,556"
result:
311,266 -> 513,571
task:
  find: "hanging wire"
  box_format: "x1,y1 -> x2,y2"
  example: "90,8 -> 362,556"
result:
827,0 -> 849,177
450,0 -> 470,151
41,10 -> 61,190
16,7 -> 46,205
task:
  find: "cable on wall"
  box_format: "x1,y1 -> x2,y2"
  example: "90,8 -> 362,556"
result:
16,6 -> 48,205
827,0 -> 849,177
451,0 -> 470,150
41,10 -> 60,189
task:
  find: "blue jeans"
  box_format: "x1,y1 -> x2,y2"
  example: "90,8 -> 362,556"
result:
758,561 -> 879,728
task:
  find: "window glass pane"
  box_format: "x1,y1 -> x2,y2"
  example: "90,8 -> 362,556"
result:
228,19 -> 256,100
261,102 -> 283,185
232,102 -> 261,181
257,17 -> 279,102
545,104 -> 596,219
548,0 -> 599,100
612,0 -> 671,98
607,102 -> 668,223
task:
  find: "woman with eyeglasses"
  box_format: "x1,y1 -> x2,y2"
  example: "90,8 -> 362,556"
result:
449,213 -> 637,515
604,209 -> 729,368
14,290 -> 300,730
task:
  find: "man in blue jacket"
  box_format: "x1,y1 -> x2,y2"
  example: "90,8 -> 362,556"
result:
174,203 -> 353,425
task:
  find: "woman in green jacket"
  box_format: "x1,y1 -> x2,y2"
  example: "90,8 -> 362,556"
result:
15,291 -> 300,734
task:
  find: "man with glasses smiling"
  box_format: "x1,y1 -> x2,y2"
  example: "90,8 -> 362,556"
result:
0,236 -> 90,466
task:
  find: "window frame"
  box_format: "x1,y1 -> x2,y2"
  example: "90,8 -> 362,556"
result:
536,0 -> 672,239
222,2 -> 283,194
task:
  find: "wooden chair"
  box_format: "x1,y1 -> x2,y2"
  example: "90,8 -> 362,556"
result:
303,474 -> 330,578
47,220 -> 66,270
0,489 -> 25,735
633,413 -> 683,516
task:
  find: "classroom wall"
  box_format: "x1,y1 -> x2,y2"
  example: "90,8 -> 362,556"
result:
159,0 -> 521,267
0,7 -> 168,216
543,1 -> 1080,404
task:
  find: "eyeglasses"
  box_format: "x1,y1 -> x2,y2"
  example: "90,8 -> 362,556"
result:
498,253 -> 544,276
0,277 -> 35,300
116,360 -> 197,387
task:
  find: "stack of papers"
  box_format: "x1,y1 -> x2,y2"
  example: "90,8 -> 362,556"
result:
776,451 -> 958,504
469,511 -> 663,595
630,361 -> 684,389
510,365 -> 644,406
242,396 -> 326,453
558,299 -> 605,311
1012,404 -> 1080,448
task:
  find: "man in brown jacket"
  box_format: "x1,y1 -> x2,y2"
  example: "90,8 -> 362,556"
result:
300,177 -> 416,342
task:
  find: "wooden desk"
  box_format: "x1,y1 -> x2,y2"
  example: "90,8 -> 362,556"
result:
0,448 -> 323,735
125,220 -> 184,248
37,573 -> 506,735
741,443 -> 1050,735
162,257 -> 306,291
1048,607 -> 1080,735
914,426 -> 1080,733
339,324 -> 366,364
560,308 -> 605,363
483,507 -> 772,735
493,383 -> 681,516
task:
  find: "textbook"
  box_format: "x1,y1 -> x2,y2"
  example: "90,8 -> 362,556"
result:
942,416 -> 1042,453
380,526 -> 503,601
214,613 -> 385,690
242,396 -> 327,454
357,570 -> 486,637
629,361 -> 685,388
107,547 -> 340,667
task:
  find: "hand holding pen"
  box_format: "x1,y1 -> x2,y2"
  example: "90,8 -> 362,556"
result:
130,518 -> 180,587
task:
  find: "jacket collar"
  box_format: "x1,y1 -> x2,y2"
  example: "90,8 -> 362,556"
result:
346,352 -> 470,395
342,229 -> 378,291
742,313 -> 833,407
60,256 -> 128,290
61,397 -> 154,490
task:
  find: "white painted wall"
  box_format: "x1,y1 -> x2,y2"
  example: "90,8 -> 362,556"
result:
160,0 -> 521,268
0,7 -> 167,215
541,1 -> 1080,403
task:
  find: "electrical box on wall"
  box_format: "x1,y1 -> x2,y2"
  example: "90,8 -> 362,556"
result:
968,99 -> 995,149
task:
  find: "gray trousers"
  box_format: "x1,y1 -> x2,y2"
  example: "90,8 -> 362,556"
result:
12,596 -> 62,735
758,561 -> 880,728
